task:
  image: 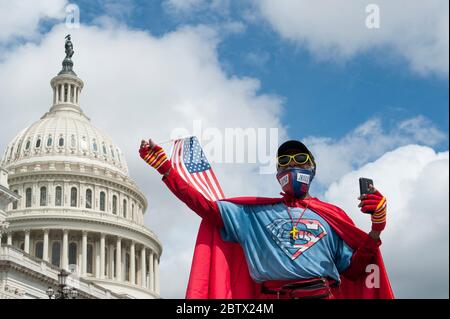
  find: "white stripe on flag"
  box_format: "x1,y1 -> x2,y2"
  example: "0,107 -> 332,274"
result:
197,171 -> 217,201
205,170 -> 224,200
176,140 -> 212,201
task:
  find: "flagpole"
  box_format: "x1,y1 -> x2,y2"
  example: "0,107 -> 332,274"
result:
156,135 -> 194,145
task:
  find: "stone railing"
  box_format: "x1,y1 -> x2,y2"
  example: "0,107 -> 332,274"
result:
0,245 -> 120,299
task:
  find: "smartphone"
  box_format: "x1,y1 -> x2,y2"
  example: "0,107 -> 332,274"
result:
359,177 -> 374,196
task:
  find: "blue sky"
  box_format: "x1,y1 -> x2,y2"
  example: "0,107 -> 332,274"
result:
69,0 -> 449,151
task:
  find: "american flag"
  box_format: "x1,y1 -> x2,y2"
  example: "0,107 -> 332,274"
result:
170,136 -> 225,201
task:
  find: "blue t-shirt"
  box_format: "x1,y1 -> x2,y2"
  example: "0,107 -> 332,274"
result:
218,201 -> 354,283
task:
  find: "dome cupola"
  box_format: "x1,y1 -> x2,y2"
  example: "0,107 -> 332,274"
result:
49,34 -> 85,117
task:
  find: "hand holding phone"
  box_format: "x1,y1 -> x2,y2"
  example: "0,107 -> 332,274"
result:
359,177 -> 374,196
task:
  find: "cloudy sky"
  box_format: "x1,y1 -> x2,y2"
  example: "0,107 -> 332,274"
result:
0,0 -> 448,298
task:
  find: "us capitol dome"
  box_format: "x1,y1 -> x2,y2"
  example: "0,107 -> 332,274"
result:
0,36 -> 162,299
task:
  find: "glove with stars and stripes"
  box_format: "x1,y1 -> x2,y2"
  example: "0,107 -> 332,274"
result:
139,141 -> 171,175
359,189 -> 387,232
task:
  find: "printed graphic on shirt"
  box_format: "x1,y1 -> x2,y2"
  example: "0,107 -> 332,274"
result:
266,218 -> 327,260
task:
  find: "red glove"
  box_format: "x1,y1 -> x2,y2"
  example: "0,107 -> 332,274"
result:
139,141 -> 171,175
359,189 -> 387,232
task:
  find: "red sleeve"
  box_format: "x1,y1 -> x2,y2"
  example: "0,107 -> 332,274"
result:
161,162 -> 224,228
342,235 -> 381,281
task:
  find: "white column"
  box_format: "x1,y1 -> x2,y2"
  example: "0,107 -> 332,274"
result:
140,247 -> 146,288
82,231 -> 87,275
130,242 -> 135,284
55,85 -> 59,103
100,234 -> 106,279
62,229 -> 68,270
149,252 -> 154,291
116,237 -> 122,281
43,229 -> 49,262
95,240 -> 100,278
155,256 -> 160,294
24,230 -> 30,253
7,233 -> 12,245
68,84 -> 72,103
109,242 -> 114,279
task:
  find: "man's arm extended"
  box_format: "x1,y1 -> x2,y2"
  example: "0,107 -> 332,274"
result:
139,140 -> 224,227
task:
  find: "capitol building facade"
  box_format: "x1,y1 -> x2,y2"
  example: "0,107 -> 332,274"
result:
0,37 -> 162,299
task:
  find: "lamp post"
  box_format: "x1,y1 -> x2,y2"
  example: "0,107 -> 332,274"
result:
46,269 -> 78,299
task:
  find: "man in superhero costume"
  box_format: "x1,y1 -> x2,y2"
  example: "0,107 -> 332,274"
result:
139,139 -> 394,299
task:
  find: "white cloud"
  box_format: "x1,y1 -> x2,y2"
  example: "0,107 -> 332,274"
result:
255,0 -> 449,77
323,145 -> 449,298
0,20 -> 285,298
0,0 -> 67,43
304,116 -> 446,188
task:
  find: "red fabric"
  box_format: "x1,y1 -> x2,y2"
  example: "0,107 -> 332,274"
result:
186,196 -> 394,299
161,165 -> 394,299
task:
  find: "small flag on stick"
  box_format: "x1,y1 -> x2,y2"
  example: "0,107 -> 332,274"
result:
170,136 -> 225,201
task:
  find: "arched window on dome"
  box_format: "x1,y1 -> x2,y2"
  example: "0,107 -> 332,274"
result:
25,188 -> 32,208
47,136 -> 53,147
125,253 -> 130,282
64,84 -> 68,102
92,140 -> 98,152
52,242 -> 61,267
131,204 -> 135,221
55,186 -> 62,206
35,242 -> 43,259
35,138 -> 41,148
116,148 -> 121,162
123,199 -> 127,218
100,192 -> 106,212
15,141 -> 22,159
12,190 -> 19,209
40,186 -> 47,206
25,140 -> 31,151
8,145 -> 14,160
110,146 -> 115,159
85,189 -> 92,209
70,84 -> 74,103
71,135 -> 76,148
59,137 -> 64,147
112,195 -> 117,215
69,242 -> 77,267
87,244 -> 94,274
70,187 -> 78,207
102,144 -> 107,155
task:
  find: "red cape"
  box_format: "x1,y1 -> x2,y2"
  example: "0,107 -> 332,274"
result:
185,196 -> 394,299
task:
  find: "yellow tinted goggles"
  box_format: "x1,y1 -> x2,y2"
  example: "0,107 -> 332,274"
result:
277,153 -> 312,167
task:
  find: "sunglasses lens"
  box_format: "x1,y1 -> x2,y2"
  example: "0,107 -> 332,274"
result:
278,155 -> 291,166
294,154 -> 308,164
